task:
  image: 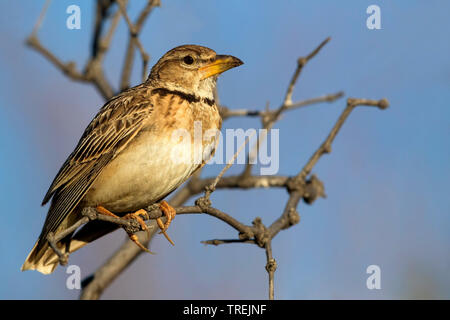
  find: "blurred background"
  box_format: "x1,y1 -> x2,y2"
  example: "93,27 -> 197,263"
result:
0,0 -> 449,299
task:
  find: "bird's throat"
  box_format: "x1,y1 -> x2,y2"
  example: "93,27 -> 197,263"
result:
151,87 -> 215,107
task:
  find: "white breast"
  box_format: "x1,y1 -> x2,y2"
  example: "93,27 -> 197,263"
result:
84,130 -> 213,212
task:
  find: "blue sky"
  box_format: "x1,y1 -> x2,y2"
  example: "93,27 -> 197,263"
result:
0,0 -> 449,299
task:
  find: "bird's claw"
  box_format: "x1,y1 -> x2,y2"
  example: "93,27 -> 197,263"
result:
157,201 -> 176,246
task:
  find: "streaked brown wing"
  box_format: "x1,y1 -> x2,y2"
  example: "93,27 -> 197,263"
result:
39,86 -> 152,242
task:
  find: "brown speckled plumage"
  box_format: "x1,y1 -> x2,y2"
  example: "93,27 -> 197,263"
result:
22,45 -> 242,274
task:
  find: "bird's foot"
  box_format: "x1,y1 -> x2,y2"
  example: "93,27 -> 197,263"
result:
156,200 -> 176,246
96,206 -> 153,254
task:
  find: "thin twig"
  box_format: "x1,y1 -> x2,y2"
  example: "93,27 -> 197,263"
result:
220,91 -> 344,120
117,0 -> 150,82
119,0 -> 160,89
265,241 -> 277,300
27,1 -> 115,100
267,98 -> 389,239
31,0 -> 51,36
201,239 -> 256,246
201,129 -> 257,201
241,38 -> 334,177
91,6 -> 121,63
296,97 -> 389,182
283,37 -> 331,106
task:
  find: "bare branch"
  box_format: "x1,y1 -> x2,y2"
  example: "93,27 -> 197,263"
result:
201,239 -> 256,246
26,36 -> 85,81
91,4 -> 121,63
80,176 -> 195,300
296,97 -> 389,182
119,0 -> 160,90
240,38 -> 334,178
27,1 -> 116,100
201,129 -> 257,203
283,37 -> 331,107
265,241 -> 277,300
80,220 -> 160,300
30,0 -> 51,37
267,97 -> 389,240
75,35 -> 387,298
219,91 -> 344,120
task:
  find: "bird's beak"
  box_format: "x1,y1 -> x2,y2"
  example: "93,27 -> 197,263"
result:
199,55 -> 243,80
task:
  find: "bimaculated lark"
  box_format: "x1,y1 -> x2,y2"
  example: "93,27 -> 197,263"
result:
22,45 -> 243,274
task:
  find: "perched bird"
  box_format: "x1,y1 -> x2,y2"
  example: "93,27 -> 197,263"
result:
22,45 -> 243,274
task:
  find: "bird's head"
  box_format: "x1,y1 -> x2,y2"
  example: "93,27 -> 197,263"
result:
148,44 -> 243,99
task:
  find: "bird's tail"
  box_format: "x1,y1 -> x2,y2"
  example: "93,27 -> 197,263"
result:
21,239 -> 65,274
21,220 -> 118,274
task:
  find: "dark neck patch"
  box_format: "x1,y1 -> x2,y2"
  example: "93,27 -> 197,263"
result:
152,87 -> 215,106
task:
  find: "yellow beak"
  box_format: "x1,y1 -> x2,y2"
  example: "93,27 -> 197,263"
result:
199,55 -> 243,80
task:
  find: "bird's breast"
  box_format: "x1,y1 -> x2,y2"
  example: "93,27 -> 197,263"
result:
83,97 -> 221,213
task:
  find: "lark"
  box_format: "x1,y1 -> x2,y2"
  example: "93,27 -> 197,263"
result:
22,45 -> 243,274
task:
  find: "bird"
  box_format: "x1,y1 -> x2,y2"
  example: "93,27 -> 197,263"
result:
22,44 -> 243,274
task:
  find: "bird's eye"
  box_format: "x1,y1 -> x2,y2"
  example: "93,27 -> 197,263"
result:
183,55 -> 194,65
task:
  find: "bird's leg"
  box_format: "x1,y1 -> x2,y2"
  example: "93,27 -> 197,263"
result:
96,205 -> 120,218
96,206 -> 153,253
123,209 -> 151,237
156,200 -> 176,246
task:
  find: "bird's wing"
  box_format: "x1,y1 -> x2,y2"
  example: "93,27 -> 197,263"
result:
39,86 -> 152,241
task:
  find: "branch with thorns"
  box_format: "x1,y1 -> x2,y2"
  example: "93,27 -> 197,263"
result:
29,0 -> 389,300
